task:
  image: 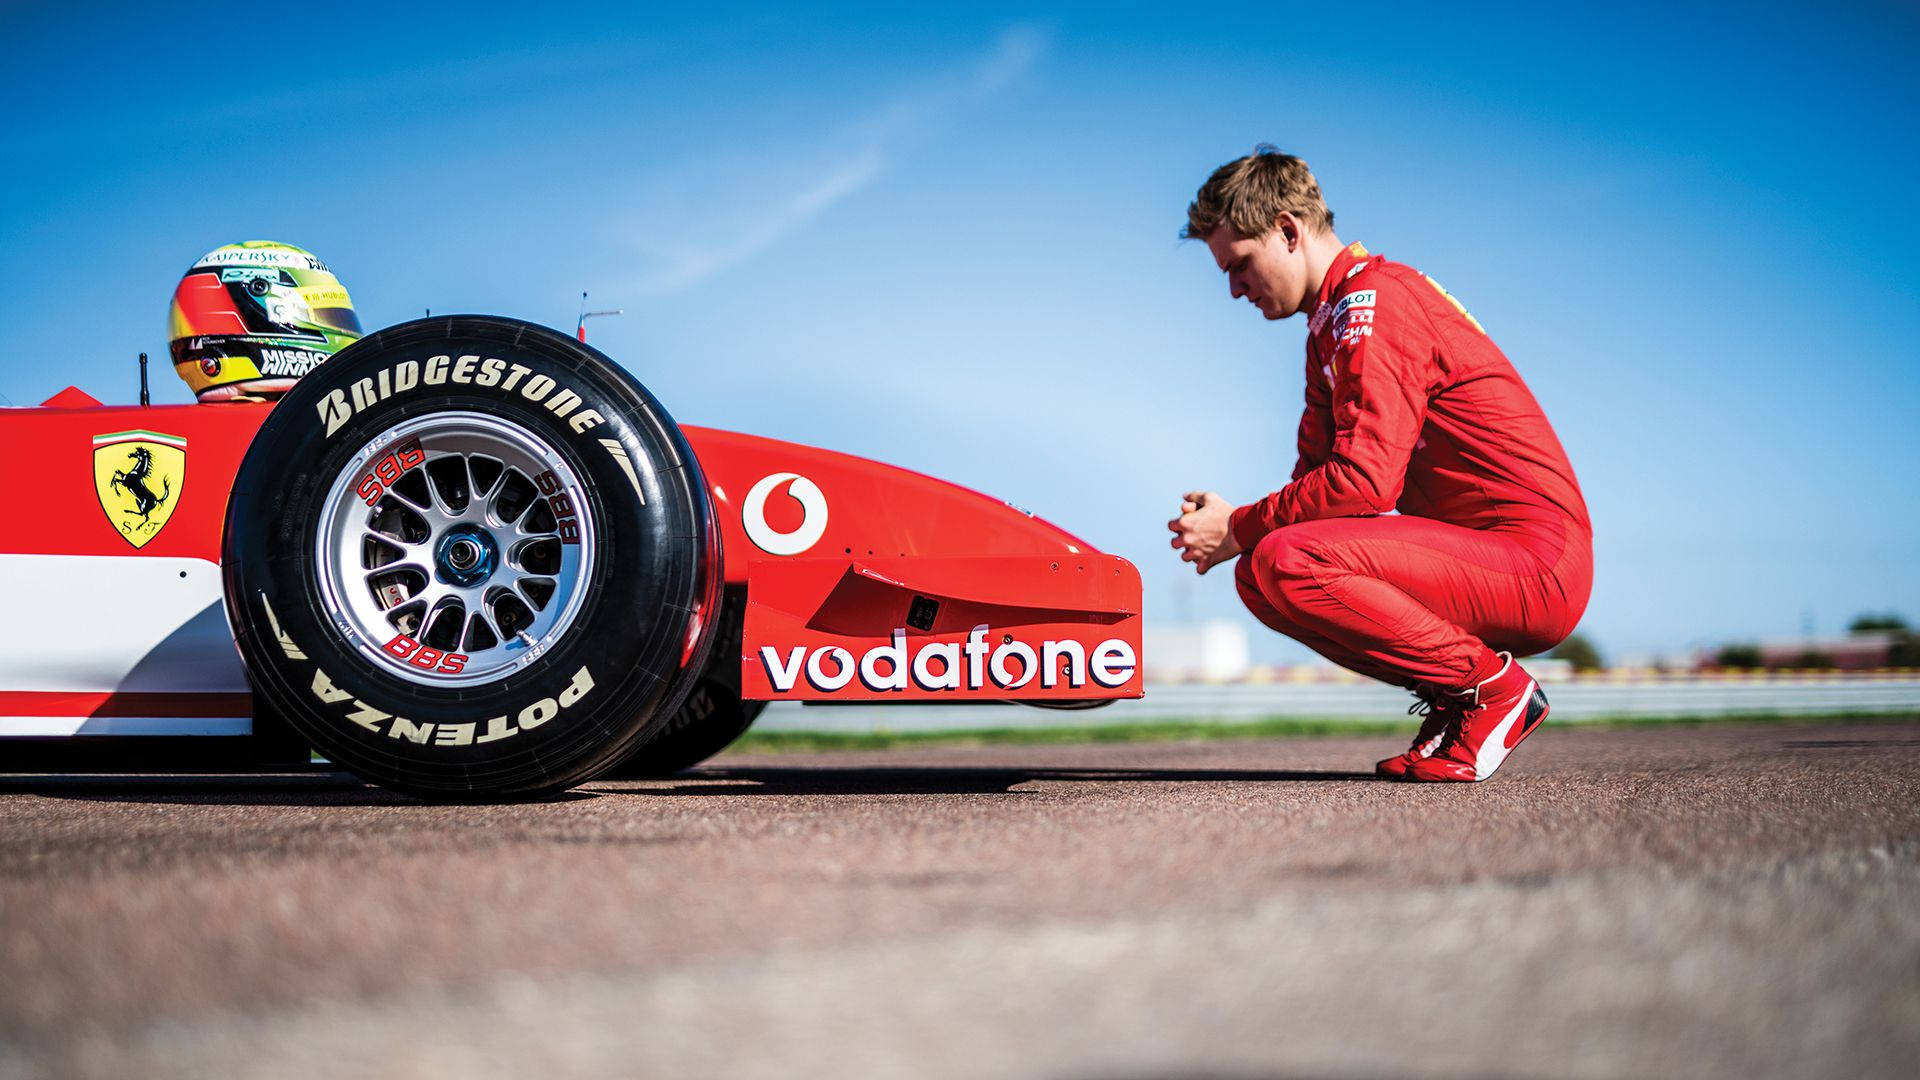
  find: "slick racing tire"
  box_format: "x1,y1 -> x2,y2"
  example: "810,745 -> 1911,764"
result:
223,316 -> 721,801
603,587 -> 765,777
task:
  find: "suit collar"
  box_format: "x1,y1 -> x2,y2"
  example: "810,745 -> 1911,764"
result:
1315,241 -> 1372,309
1309,242 -> 1370,334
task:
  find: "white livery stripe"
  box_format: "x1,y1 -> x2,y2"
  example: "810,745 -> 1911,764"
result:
0,554 -> 248,694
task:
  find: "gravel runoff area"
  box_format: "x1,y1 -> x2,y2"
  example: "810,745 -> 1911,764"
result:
1,719 -> 1916,1079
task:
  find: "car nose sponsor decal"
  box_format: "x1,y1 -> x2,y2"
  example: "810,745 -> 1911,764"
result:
757,625 -> 1136,694
742,472 -> 828,556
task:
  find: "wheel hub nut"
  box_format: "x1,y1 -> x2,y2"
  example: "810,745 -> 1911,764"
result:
434,526 -> 498,587
448,539 -> 480,569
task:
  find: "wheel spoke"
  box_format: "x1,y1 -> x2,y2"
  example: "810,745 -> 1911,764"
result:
360,529 -> 429,563
317,413 -> 599,686
424,454 -> 471,516
517,577 -> 556,612
388,468 -> 434,512
468,455 -> 506,501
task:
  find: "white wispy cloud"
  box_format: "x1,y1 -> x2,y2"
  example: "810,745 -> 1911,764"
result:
631,25 -> 1049,294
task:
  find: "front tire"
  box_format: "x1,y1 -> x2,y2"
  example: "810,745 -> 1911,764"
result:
223,316 -> 721,800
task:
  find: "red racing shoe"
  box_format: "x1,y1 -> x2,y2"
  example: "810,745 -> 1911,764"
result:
1375,688 -> 1456,778
1401,654 -> 1549,783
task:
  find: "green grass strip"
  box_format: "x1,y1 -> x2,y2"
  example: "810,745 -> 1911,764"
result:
726,710 -> 1920,755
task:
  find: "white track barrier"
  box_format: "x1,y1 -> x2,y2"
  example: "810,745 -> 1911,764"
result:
755,675 -> 1920,734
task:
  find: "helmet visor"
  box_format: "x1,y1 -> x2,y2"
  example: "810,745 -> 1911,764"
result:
307,304 -> 363,335
216,266 -> 361,342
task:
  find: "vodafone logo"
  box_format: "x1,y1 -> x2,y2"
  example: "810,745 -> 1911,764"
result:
743,472 -> 828,556
759,626 -> 1137,694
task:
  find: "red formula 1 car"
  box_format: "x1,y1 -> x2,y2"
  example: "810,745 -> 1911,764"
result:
0,317 -> 1143,799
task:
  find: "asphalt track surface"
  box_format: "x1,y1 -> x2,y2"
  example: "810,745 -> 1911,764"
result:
2,721 -> 1916,1079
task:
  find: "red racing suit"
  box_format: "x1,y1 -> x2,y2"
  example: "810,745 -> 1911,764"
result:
1229,242 -> 1592,690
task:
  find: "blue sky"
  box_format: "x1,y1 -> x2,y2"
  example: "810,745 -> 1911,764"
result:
2,1 -> 1915,663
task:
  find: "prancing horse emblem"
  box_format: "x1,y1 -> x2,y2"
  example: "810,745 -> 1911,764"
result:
114,447 -> 171,521
93,430 -> 187,548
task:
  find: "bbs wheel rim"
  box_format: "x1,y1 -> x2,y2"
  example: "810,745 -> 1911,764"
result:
314,412 -> 599,687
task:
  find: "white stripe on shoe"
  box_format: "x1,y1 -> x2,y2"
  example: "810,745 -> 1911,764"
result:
1470,679 -> 1536,780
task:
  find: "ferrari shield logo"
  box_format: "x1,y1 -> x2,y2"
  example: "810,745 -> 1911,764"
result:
93,430 -> 186,548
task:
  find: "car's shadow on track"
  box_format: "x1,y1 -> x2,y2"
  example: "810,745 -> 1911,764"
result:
607,764 -> 1381,797
0,772 -> 598,806
0,765 -> 1381,806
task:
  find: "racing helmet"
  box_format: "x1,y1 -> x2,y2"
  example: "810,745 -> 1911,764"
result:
168,241 -> 363,402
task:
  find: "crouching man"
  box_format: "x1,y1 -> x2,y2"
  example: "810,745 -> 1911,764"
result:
1168,148 -> 1592,782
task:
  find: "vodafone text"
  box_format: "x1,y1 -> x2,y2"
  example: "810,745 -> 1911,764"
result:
759,626 -> 1137,694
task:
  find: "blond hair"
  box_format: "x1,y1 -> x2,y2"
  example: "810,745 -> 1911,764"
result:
1183,146 -> 1334,240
